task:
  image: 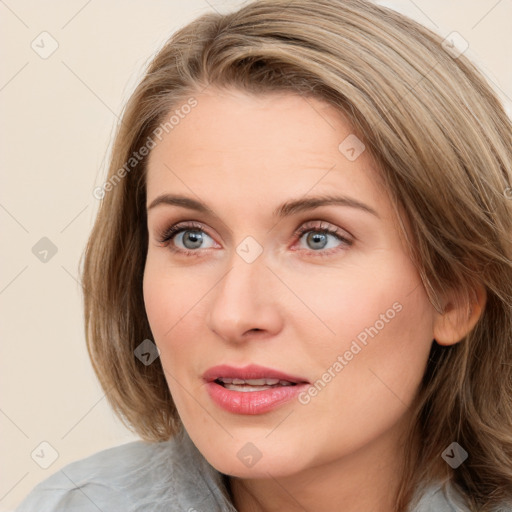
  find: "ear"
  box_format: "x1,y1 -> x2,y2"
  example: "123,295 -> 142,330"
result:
433,283 -> 487,346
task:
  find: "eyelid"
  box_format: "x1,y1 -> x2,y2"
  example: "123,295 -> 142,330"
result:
156,220 -> 216,245
293,220 -> 353,242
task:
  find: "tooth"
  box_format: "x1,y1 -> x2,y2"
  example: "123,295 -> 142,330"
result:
218,378 -> 295,387
244,379 -> 267,385
224,384 -> 273,392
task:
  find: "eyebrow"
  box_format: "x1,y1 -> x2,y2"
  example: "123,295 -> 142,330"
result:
147,193 -> 379,218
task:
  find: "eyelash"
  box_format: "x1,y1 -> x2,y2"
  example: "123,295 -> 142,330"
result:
156,220 -> 353,258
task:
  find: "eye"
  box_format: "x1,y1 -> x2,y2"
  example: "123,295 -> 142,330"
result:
155,220 -> 353,257
293,221 -> 353,256
156,221 -> 216,255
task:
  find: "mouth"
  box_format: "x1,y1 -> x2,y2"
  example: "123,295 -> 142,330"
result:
214,377 -> 298,392
203,363 -> 309,388
202,364 -> 310,414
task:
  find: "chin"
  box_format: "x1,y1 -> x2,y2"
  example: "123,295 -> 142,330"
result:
194,434 -> 313,479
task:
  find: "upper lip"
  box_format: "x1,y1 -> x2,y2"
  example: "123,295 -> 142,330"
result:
203,364 -> 309,384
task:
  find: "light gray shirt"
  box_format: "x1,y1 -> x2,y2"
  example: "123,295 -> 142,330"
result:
15,429 -> 511,511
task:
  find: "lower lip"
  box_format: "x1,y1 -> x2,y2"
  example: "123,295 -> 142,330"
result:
205,381 -> 309,415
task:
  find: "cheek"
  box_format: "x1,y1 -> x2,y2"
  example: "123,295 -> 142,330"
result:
291,269 -> 434,464
142,257 -> 192,371
294,251 -> 435,417
283,251 -> 432,360
142,253 -> 204,337
314,269 -> 434,410
142,256 -> 213,376
142,261 -> 200,412
142,262 -> 171,338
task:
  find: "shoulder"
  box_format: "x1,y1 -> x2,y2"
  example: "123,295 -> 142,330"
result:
15,439 -> 168,511
16,431 -> 236,512
409,480 -> 512,512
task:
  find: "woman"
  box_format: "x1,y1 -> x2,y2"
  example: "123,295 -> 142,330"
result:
16,0 -> 512,510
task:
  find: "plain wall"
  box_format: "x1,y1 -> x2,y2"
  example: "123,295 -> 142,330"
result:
1,0 -> 510,510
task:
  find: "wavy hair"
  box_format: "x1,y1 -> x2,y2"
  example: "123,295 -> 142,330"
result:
80,1 -> 512,510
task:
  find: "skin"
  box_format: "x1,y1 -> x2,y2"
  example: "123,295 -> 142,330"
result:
143,87 -> 484,512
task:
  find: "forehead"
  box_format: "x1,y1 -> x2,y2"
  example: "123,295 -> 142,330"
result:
145,88 -> 384,213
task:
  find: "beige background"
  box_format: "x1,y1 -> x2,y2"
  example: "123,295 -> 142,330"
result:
1,0 -> 510,510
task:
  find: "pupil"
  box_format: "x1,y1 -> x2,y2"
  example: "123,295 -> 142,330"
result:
184,230 -> 203,249
307,232 -> 327,249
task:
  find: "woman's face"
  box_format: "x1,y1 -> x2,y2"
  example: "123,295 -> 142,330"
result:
143,88 -> 437,478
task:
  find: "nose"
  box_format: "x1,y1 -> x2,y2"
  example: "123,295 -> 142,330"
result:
206,254 -> 283,343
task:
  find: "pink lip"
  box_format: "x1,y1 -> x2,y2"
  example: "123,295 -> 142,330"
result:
202,364 -> 309,384
203,364 -> 310,415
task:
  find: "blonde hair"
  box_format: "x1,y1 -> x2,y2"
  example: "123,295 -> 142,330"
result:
80,0 -> 512,510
